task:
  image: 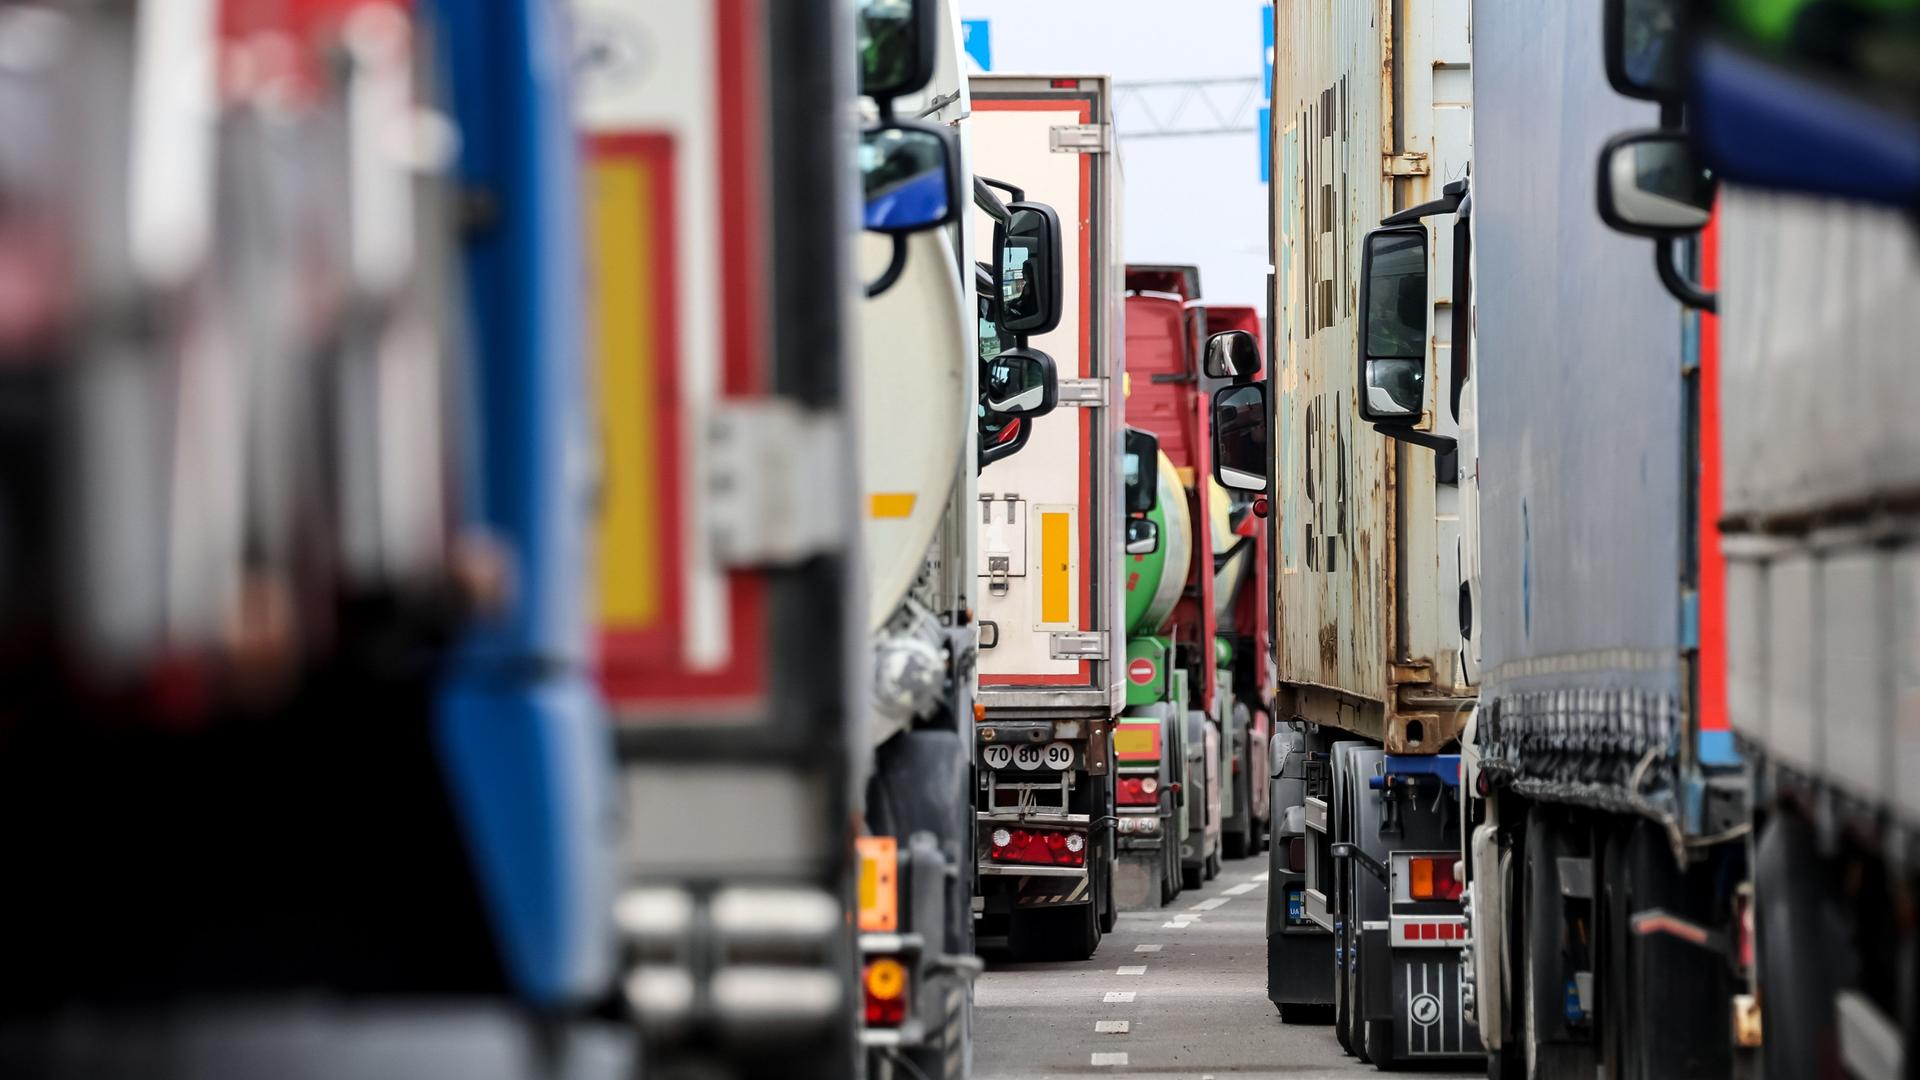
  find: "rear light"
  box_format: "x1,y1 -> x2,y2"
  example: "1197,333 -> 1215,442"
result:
863,957 -> 908,1026
1734,887 -> 1754,971
986,826 -> 1088,867
1286,837 -> 1306,873
1409,855 -> 1463,901
1117,775 -> 1161,806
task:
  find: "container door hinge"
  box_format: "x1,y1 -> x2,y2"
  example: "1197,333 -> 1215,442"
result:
707,399 -> 848,567
1051,124 -> 1111,154
1049,632 -> 1107,660
1056,378 -> 1108,406
1384,152 -> 1430,177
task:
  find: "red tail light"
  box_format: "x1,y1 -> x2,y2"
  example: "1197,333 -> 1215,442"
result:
1286,837 -> 1306,873
1409,855 -> 1463,901
1117,775 -> 1161,806
863,957 -> 908,1026
987,826 -> 1087,867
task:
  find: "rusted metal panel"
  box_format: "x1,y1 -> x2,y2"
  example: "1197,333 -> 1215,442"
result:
1268,0 -> 1472,731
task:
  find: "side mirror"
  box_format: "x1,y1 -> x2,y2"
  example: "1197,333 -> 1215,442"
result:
1603,0 -> 1687,103
1204,329 -> 1261,382
1596,130 -> 1716,238
979,413 -> 1033,469
1124,428 -> 1160,514
857,0 -> 937,102
983,347 -> 1058,417
1356,225 -> 1429,425
860,121 -> 961,234
994,202 -> 1063,336
1126,518 -> 1161,555
1211,384 -> 1268,493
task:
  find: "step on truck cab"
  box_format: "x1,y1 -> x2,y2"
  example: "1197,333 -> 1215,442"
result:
1264,0 -> 1480,1065
575,0 -> 874,1074
968,72 -> 1126,963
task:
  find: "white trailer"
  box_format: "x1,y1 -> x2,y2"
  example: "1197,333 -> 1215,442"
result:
968,73 -> 1127,961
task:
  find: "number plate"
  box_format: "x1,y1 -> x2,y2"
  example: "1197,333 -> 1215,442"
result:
983,741 -> 1076,771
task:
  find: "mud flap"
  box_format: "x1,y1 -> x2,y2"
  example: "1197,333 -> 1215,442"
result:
1390,950 -> 1483,1058
1013,874 -> 1092,909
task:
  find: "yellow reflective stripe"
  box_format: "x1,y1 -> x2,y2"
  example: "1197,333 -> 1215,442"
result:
869,492 -> 917,518
590,157 -> 661,626
1041,511 -> 1071,624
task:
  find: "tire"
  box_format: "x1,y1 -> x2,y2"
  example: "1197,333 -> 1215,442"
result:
1205,852 -> 1220,881
1224,828 -> 1249,861
1757,812 -> 1840,1080
1161,839 -> 1180,904
1365,1018 -> 1396,1069
1484,822 -> 1526,1080
899,973 -> 971,1080
1098,857 -> 1118,935
1345,865 -> 1371,1064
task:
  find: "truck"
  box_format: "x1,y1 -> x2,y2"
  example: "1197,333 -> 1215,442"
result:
1262,0 -> 1480,1066
1452,1 -> 1749,1077
1113,267 -> 1273,909
1658,6 -> 1920,1078
0,0 -> 631,1073
853,1 -> 1078,1072
968,71 -> 1126,962
575,0 -> 879,1074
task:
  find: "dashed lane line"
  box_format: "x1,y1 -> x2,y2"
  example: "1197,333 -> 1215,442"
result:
1091,1052 -> 1130,1066
1224,882 -> 1258,896
1095,1020 -> 1131,1034
1254,871 -> 1270,881
1116,965 -> 1147,976
1134,943 -> 1163,953
1103,991 -> 1136,1003
1189,897 -> 1229,911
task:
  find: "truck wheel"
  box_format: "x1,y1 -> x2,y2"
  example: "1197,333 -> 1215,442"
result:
1205,851 -> 1221,881
1224,829 -> 1249,861
1757,811 -> 1840,1080
1098,857 -> 1118,934
1345,868 -> 1371,1063
1183,860 -> 1205,891
1008,900 -> 1100,962
899,973 -> 971,1080
1364,1018 -> 1397,1070
1161,839 -> 1179,903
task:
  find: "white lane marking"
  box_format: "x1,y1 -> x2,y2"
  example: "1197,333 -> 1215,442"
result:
1134,943 -> 1163,953
1190,897 -> 1229,911
1254,871 -> 1270,881
1095,1020 -> 1131,1034
1162,915 -> 1199,928
1116,964 -> 1147,976
1103,991 -> 1136,1003
1224,882 -> 1258,896
1091,1052 -> 1130,1066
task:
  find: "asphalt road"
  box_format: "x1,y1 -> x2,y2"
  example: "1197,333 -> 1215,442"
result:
973,856 -> 1479,1079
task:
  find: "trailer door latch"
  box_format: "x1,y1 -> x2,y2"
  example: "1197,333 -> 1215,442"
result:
706,399 -> 848,566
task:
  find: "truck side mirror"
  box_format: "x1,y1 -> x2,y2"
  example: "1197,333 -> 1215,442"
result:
1596,130 -> 1715,238
1356,225 -> 1429,426
1126,518 -> 1161,555
994,202 -> 1063,336
1124,428 -> 1160,514
857,0 -> 938,102
1211,384 -> 1268,493
983,348 -> 1058,417
1603,0 -> 1687,103
860,121 -> 961,234
1203,329 -> 1261,382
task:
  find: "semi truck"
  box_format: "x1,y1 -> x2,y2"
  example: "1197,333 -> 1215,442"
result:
854,1 -> 1078,1072
0,0 -> 632,1074
575,0 -> 878,1075
1113,268 -> 1273,908
1453,2 -> 1749,1077
1262,0 -> 1480,1067
968,71 -> 1126,962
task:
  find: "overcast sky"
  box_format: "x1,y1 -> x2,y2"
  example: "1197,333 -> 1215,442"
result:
959,0 -> 1272,308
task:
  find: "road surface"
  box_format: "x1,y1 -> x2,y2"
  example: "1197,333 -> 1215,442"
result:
974,856 -> 1479,1078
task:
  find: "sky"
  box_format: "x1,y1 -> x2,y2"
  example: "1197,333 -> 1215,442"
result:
959,0 -> 1273,309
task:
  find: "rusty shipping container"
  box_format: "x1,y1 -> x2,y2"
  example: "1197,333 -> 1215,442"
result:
1268,0 -> 1472,751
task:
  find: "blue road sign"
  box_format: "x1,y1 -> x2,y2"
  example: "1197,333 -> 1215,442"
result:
963,19 -> 992,71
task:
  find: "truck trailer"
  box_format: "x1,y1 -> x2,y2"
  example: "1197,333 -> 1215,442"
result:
1263,0 -> 1479,1066
968,72 -> 1127,962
